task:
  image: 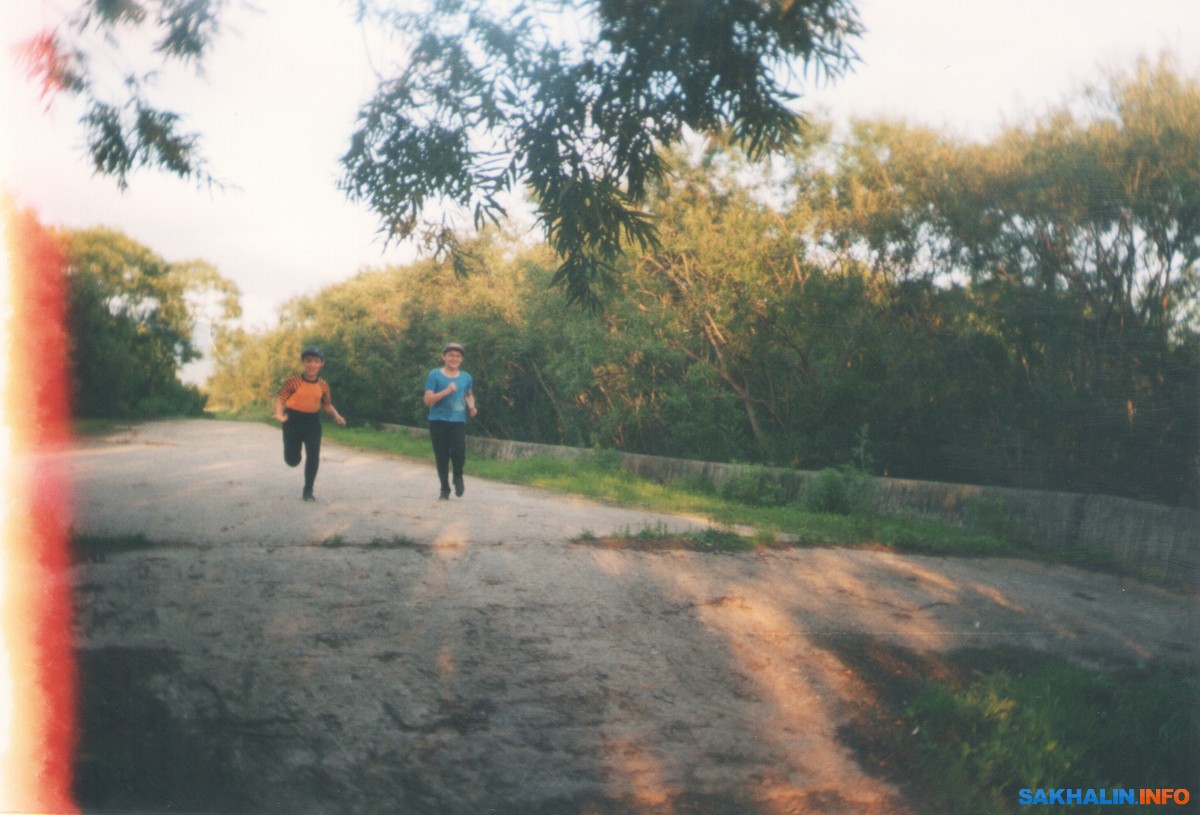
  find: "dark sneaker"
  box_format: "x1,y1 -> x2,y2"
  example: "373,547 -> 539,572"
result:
303,491 -> 316,502
439,489 -> 451,501
453,476 -> 465,497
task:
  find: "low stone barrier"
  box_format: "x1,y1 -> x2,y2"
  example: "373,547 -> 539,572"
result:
378,423 -> 1198,586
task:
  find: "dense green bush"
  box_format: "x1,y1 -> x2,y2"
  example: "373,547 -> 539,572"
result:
803,465 -> 877,515
717,468 -> 790,507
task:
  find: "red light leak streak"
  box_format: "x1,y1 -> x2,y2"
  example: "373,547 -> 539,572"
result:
1,201 -> 78,814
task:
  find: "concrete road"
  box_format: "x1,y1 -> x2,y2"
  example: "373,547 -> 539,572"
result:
55,420 -> 1198,814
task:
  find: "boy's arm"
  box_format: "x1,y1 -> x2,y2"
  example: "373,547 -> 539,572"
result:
465,389 -> 477,416
273,378 -> 296,422
324,401 -> 346,426
322,386 -> 346,426
423,382 -> 457,406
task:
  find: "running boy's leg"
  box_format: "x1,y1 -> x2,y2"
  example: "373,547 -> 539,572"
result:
429,420 -> 453,495
448,422 -> 467,495
283,413 -> 303,467
302,418 -> 322,495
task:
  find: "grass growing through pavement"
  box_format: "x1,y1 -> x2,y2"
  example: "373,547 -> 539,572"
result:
307,420 -> 1017,558
574,523 -> 758,553
320,533 -> 421,549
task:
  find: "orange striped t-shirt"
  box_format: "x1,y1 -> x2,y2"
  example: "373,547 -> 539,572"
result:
278,375 -> 331,414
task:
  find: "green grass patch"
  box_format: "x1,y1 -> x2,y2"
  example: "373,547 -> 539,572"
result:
828,638 -> 1200,814
317,533 -> 421,550
73,418 -> 138,436
701,501 -> 1013,556
326,423 -> 437,459
691,527 -> 757,552
206,406 -> 273,424
366,535 -> 421,549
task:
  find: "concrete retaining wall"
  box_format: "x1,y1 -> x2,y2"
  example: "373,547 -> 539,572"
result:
379,424 -> 1198,586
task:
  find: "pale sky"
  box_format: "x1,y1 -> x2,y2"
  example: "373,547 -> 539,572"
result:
2,0 -> 1198,379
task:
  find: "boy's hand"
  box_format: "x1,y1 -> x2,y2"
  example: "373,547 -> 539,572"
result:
445,383 -> 457,394
335,414 -> 347,427
273,411 -> 288,423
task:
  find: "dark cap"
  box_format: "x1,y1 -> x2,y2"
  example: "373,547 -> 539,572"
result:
301,346 -> 324,360
442,342 -> 465,355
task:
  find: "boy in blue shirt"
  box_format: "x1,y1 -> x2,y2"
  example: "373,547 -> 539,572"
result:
423,342 -> 477,500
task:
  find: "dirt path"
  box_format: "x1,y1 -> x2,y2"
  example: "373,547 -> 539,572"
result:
55,420 -> 1197,814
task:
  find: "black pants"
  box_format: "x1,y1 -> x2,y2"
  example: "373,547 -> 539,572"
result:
283,409 -> 322,493
429,420 -> 466,491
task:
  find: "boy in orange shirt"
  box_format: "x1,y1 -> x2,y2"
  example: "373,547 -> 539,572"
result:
272,346 -> 346,501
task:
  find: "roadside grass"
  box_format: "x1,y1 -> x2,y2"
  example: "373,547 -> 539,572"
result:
73,418 -> 139,436
325,423 -> 433,459
304,421 -> 1020,558
206,407 -> 273,424
828,637 -> 1200,815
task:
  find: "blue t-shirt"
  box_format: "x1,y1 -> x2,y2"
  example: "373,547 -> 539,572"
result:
425,369 -> 473,422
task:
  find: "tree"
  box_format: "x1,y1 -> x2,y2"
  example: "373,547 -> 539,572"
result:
21,0 -> 862,303
61,226 -> 241,417
799,117 -> 968,284
630,145 -> 806,452
803,57 -> 1199,502
15,1 -> 229,189
944,57 -> 1200,503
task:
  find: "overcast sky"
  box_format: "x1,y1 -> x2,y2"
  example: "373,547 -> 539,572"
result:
3,0 -> 1198,376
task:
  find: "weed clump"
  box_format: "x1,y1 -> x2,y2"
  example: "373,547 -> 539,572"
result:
804,465 -> 877,515
717,466 -> 789,507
